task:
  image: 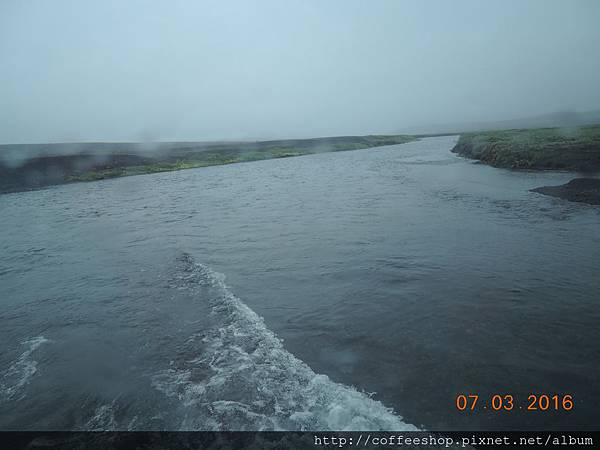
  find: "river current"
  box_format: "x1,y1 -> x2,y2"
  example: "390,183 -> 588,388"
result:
1,136 -> 598,430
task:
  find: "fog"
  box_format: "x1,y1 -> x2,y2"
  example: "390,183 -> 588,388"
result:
1,0 -> 599,144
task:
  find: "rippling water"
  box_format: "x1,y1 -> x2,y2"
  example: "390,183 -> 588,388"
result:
1,136 -> 599,430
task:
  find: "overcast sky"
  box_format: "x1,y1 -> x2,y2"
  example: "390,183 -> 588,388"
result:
1,0 -> 599,143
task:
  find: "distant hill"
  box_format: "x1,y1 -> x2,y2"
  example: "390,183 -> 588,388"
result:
407,110 -> 600,135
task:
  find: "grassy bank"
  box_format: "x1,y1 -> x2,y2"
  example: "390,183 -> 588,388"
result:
65,148 -> 307,182
0,135 -> 415,193
451,124 -> 600,171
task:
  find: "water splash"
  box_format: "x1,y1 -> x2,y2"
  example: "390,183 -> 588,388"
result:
152,254 -> 418,431
0,336 -> 49,402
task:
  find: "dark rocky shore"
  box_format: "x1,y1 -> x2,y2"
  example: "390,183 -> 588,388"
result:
532,178 -> 600,205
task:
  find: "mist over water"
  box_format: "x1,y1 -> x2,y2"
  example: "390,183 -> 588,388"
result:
2,0 -> 600,144
1,0 -> 600,435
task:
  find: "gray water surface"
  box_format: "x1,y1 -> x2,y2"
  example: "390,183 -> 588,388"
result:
1,136 -> 599,430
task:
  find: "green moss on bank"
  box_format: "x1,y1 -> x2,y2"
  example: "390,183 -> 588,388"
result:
451,124 -> 600,171
65,136 -> 415,183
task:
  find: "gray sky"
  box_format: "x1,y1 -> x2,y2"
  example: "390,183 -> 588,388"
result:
1,0 -> 599,143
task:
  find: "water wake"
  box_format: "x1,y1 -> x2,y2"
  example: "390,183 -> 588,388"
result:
152,254 -> 418,431
0,336 -> 48,402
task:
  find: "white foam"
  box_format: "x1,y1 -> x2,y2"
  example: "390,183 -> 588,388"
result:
85,403 -> 117,431
0,336 -> 49,401
152,257 -> 418,431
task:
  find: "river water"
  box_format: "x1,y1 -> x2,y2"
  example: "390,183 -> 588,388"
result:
1,136 -> 598,431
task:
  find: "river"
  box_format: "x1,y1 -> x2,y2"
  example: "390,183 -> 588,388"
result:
1,136 -> 598,430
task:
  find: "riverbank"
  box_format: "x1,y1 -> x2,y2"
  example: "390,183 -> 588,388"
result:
451,124 -> 600,171
0,135 -> 415,194
450,124 -> 600,205
532,178 -> 600,205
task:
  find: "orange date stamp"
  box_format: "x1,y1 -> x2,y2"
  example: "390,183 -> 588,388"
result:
455,394 -> 573,411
